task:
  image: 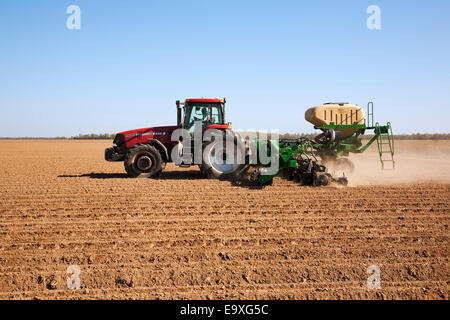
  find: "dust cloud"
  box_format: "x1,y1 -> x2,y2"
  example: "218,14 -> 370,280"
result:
328,140 -> 450,186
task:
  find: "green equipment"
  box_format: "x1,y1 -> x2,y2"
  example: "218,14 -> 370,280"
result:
239,102 -> 394,186
307,102 -> 395,171
246,138 -> 349,186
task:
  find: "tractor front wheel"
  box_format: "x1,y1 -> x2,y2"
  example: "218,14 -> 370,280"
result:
124,145 -> 163,178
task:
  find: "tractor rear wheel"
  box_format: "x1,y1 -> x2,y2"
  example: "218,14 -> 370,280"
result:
201,134 -> 246,179
124,144 -> 163,178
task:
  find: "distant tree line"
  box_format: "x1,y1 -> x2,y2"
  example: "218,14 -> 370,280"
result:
71,133 -> 116,140
274,133 -> 450,140
0,136 -> 68,140
363,133 -> 450,140
1,133 -> 449,140
278,133 -> 316,140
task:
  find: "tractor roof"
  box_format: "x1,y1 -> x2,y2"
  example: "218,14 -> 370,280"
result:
185,98 -> 224,103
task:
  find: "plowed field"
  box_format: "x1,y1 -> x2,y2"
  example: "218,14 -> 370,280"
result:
0,140 -> 448,299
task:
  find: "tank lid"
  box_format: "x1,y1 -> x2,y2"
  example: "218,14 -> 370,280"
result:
323,102 -> 350,105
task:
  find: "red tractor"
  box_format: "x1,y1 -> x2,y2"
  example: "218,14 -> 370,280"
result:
105,98 -> 245,178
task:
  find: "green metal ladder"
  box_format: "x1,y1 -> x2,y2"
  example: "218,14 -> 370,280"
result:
375,121 -> 395,170
367,102 -> 375,127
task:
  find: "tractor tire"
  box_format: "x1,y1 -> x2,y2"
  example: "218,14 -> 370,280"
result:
124,144 -> 164,178
200,133 -> 246,179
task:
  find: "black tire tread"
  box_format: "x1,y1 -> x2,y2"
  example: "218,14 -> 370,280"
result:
124,144 -> 164,178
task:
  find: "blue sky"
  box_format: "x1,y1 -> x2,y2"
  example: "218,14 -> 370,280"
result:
0,0 -> 449,136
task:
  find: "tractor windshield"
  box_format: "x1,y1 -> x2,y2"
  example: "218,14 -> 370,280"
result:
184,103 -> 223,134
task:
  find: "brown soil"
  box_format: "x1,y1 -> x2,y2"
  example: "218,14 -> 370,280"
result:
0,140 -> 448,300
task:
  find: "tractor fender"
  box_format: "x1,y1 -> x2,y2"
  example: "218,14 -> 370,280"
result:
202,128 -> 237,143
145,138 -> 169,162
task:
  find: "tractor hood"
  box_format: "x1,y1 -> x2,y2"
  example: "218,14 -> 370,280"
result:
114,125 -> 179,154
117,125 -> 179,138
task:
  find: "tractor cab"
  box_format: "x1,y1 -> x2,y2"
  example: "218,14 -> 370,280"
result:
176,98 -> 228,135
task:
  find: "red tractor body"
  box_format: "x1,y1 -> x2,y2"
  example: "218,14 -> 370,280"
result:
105,98 -> 237,178
111,125 -> 180,162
